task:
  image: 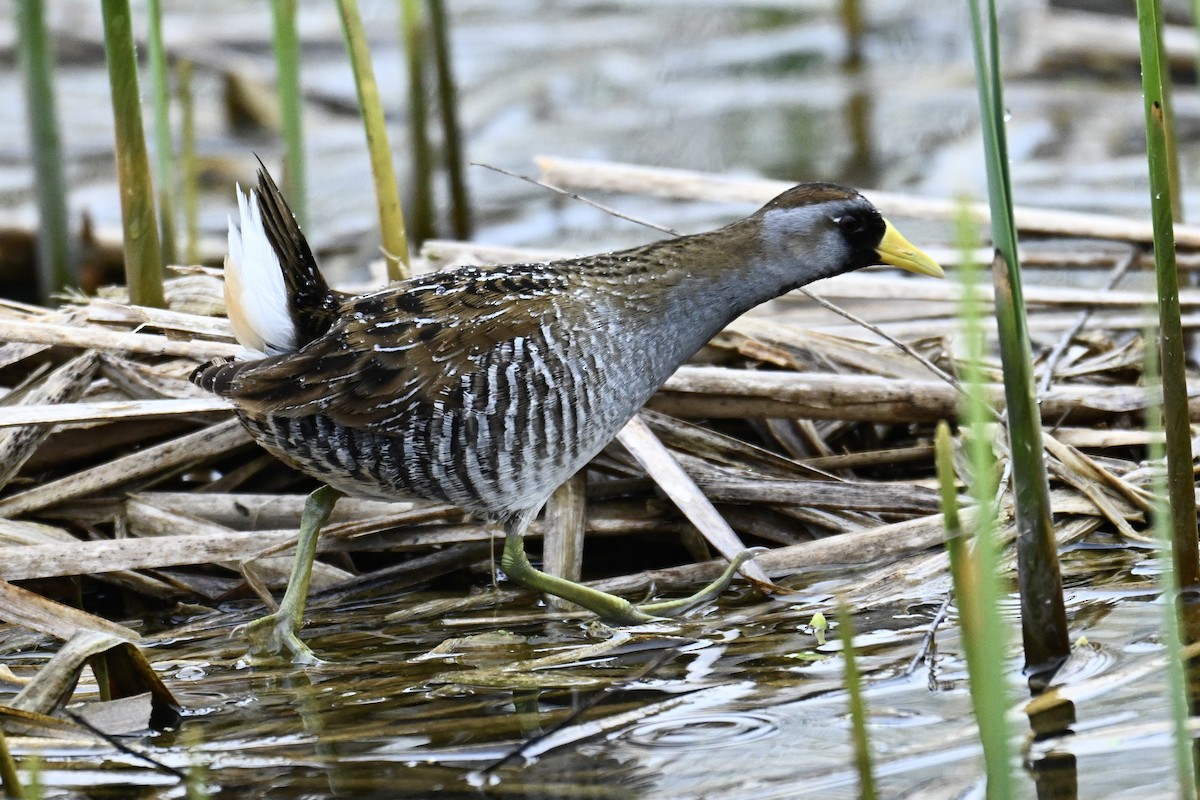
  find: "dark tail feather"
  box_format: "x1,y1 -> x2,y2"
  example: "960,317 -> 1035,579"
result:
191,357 -> 238,395
253,158 -> 343,344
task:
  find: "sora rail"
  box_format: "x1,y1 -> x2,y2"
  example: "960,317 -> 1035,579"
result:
194,167 -> 942,662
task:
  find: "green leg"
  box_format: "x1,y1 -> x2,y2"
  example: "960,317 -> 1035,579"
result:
242,484 -> 343,664
499,513 -> 756,624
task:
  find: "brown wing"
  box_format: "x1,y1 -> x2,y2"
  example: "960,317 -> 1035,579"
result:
197,265 -> 575,432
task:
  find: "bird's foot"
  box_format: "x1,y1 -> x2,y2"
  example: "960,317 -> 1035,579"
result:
240,610 -> 325,666
632,549 -> 759,621
502,533 -> 759,625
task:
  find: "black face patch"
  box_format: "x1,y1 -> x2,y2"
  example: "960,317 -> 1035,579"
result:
835,201 -> 887,272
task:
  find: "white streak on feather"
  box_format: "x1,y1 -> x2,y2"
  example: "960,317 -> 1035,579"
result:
223,184 -> 296,357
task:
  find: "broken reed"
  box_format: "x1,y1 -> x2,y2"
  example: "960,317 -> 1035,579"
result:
100,0 -> 165,308
271,0 -> 308,228
966,0 -> 1068,683
336,0 -> 410,280
16,0 -> 75,303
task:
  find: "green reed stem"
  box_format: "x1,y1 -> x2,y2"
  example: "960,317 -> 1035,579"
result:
146,0 -> 176,265
271,0 -> 307,228
0,725 -> 24,799
1145,322 -> 1200,799
837,601 -> 876,800
1135,0 -> 1200,600
16,0 -> 76,302
428,0 -> 471,239
967,0 -> 1067,684
101,0 -> 165,307
336,0 -> 410,280
946,204 -> 1017,799
401,0 -> 435,245
178,59 -> 199,266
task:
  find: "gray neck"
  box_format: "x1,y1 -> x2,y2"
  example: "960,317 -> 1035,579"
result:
576,218 -> 810,388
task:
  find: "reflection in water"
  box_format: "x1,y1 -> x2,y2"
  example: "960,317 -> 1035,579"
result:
624,712 -> 778,749
1027,696 -> 1079,800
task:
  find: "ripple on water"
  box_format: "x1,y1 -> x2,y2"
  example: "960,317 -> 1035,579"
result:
623,712 -> 778,749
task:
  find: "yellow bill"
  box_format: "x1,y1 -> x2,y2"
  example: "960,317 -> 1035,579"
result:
876,220 -> 944,278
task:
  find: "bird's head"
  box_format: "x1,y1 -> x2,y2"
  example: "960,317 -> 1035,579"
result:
753,183 -> 943,284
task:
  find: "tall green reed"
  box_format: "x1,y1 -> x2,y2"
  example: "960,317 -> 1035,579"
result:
427,0 -> 471,239
1145,323 -> 1199,798
837,601 -> 876,800
147,0 -> 176,265
935,206 -> 1018,798
1136,0 -> 1200,787
966,0 -> 1067,685
400,0 -> 435,245
0,724 -> 23,798
336,0 -> 410,280
16,0 -> 76,302
178,59 -> 200,266
101,0 -> 165,307
1134,0 -> 1200,602
272,0 -> 308,228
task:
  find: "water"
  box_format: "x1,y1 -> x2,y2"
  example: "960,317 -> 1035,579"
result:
0,543 -> 1177,798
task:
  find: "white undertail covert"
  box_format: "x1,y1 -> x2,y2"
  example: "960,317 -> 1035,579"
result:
224,185 -> 297,357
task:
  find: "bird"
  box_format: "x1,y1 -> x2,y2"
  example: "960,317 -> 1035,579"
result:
193,166 -> 943,662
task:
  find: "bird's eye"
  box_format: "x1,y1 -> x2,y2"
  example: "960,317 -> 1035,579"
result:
834,214 -> 865,235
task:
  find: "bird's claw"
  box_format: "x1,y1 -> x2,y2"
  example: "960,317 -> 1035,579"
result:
240,611 -> 325,666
